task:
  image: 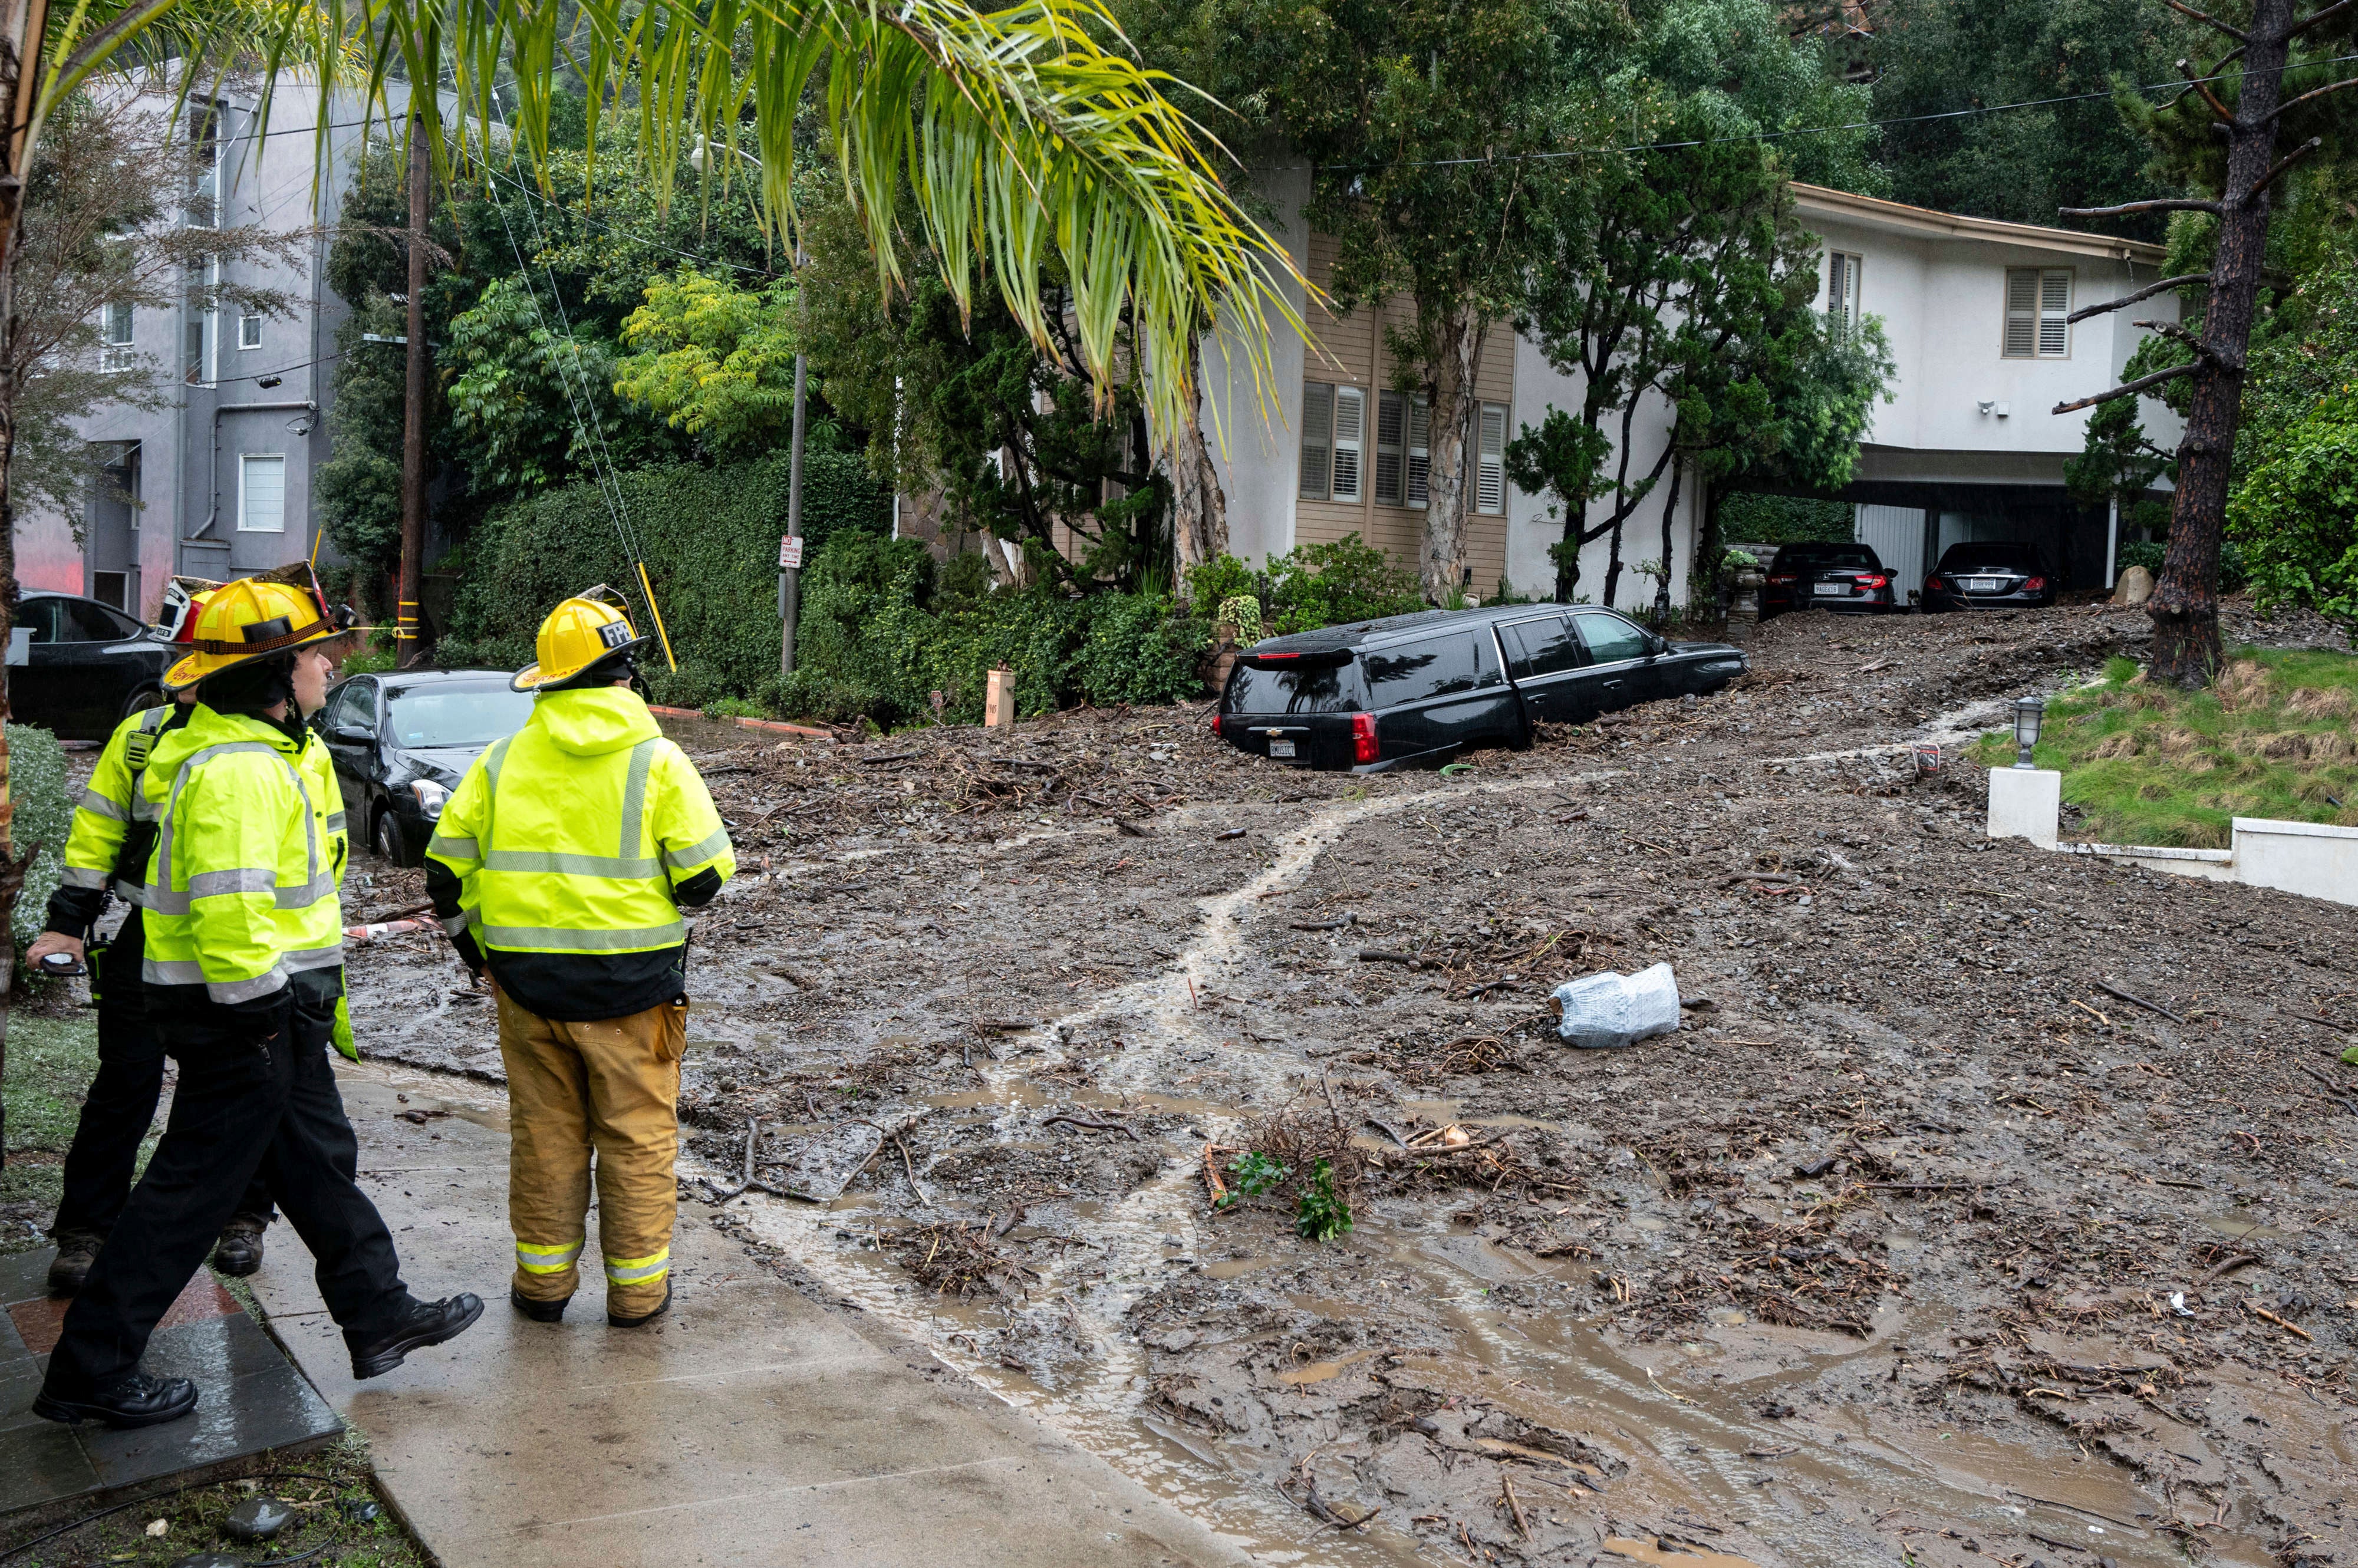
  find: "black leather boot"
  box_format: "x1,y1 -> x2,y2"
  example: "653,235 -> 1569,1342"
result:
45,1230 -> 103,1297
608,1281 -> 673,1327
34,1370 -> 199,1429
210,1213 -> 269,1277
511,1287 -> 569,1323
345,1293 -> 485,1379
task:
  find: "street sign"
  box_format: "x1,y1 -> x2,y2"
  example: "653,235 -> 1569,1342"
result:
779,534 -> 804,571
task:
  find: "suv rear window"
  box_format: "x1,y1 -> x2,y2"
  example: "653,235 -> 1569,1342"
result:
1364,631 -> 1496,707
1772,544 -> 1878,572
1224,661 -> 1362,714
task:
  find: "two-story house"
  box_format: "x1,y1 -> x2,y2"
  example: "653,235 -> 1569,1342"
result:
17,78 -> 387,620
1198,170 -> 2179,606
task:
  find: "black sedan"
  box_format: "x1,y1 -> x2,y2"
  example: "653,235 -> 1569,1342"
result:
1922,542 -> 2056,611
314,670 -> 538,864
1761,543 -> 1902,617
6,592 -> 177,739
1213,603 -> 1748,771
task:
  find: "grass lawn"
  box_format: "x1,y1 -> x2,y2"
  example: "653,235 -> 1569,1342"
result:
2,1006 -> 108,1250
1975,647 -> 2358,848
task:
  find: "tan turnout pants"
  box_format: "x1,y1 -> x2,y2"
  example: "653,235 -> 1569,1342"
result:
498,991 -> 687,1317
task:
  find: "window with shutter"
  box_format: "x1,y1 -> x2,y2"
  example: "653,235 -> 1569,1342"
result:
101,303 -> 134,371
1375,391 -> 1405,505
2003,268 -> 2039,357
1299,381 -> 1333,501
1332,386 -> 1365,502
1407,395 -> 1430,507
1476,403 -> 1507,515
1827,252 -> 1862,337
2037,270 -> 2072,357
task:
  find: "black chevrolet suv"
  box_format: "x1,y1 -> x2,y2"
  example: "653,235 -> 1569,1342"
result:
1213,604 -> 1748,771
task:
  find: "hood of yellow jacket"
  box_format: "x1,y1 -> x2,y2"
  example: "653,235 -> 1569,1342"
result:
141,703 -> 309,805
529,685 -> 662,757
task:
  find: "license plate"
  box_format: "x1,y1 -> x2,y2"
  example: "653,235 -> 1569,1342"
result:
1267,738 -> 1297,759
1965,577 -> 2000,592
1812,582 -> 1846,596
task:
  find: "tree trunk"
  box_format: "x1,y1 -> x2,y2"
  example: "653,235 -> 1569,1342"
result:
1602,513 -> 1626,608
1170,348 -> 1228,577
1654,453 -> 1684,624
1698,478 -> 1726,618
2148,0 -> 2294,686
0,0 -> 51,1173
1423,306 -> 1486,602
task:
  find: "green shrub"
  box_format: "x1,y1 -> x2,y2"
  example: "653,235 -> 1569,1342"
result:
1263,535 -> 1423,634
2230,397 -> 2358,618
1184,552 -> 1259,612
440,450 -> 891,689
8,723 -> 70,952
1719,493 -> 1852,546
2118,538 -> 2250,594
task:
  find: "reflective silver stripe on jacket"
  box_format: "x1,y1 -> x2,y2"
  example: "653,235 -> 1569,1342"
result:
427,832 -> 479,863
476,921 -> 687,951
141,956 -> 291,1001
325,812 -> 347,834
76,787 -> 129,822
59,866 -> 108,890
476,738 -> 668,882
147,741 -> 330,915
146,867 -> 337,915
482,848 -> 660,878
661,827 -> 731,872
111,878 -> 146,906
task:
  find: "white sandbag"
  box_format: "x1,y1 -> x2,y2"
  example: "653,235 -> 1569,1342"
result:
1552,963 -> 1681,1050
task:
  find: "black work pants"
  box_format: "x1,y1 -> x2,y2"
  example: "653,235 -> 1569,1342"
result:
50,910 -> 272,1238
44,979 -> 414,1395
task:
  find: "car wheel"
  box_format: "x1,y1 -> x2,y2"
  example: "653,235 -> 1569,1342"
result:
120,686 -> 166,720
373,807 -> 411,867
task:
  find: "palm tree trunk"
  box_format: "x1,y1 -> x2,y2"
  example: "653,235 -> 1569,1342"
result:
1423,306 -> 1486,602
1171,347 -> 1228,574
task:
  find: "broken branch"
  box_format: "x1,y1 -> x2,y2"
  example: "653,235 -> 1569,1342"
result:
1043,1112 -> 1141,1141
2248,136 -> 2324,200
2163,0 -> 2246,37
2266,74 -> 2358,123
2058,197 -> 2224,219
2066,274 -> 2209,324
2052,361 -> 2195,414
2096,978 -> 2186,1023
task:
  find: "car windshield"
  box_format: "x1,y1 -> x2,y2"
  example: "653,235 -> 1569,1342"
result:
385,684 -> 536,749
1774,545 -> 1877,571
1938,545 -> 2040,572
1225,660 -> 1362,715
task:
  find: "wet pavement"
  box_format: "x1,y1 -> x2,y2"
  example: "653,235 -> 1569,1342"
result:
342,600 -> 2358,1567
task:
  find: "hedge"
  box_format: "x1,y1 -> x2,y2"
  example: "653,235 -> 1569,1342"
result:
438,450 -> 891,703
9,722 -> 70,953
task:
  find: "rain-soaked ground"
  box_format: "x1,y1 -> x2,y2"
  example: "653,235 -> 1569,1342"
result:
344,599 -> 2357,1568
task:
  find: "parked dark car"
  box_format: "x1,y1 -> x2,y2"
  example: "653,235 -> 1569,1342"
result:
314,669 -> 538,864
1922,542 -> 2056,611
7,592 -> 176,740
1213,604 -> 1748,772
1761,543 -> 1901,617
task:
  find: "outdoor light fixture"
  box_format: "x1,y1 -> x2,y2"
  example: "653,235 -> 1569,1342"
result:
2011,695 -> 2045,769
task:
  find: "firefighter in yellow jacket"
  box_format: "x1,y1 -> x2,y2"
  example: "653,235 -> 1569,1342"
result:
426,587 -> 733,1327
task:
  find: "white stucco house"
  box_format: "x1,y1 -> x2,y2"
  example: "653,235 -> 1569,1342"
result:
1200,172 -> 2181,608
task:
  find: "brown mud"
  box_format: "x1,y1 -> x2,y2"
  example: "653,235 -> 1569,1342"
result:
348,597 -> 2357,1568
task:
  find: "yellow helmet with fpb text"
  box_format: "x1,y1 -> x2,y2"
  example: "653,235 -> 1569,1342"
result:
163,577 -> 341,691
513,585 -> 650,692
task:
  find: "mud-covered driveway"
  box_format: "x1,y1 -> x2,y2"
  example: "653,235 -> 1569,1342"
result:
346,601 -> 2357,1568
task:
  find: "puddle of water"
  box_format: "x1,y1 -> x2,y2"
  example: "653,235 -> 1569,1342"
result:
1204,1256 -> 1277,1281
2204,1212 -> 2297,1240
1603,1537 -> 1761,1568
1275,1345 -> 1387,1386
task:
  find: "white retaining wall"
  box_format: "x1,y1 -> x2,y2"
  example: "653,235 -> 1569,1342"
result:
1992,783 -> 2358,905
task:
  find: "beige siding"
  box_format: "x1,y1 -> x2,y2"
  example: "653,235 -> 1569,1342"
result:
1292,234 -> 1514,592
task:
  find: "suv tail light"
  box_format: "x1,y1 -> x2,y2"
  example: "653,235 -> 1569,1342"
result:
2023,575 -> 2047,592
1210,712 -> 1223,737
1352,712 -> 1379,765
1859,574 -> 1889,588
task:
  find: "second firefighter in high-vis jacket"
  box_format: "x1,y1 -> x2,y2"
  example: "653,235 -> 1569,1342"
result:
425,585 -> 733,1328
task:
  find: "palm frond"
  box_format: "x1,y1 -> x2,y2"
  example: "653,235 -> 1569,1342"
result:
38,0 -> 1305,446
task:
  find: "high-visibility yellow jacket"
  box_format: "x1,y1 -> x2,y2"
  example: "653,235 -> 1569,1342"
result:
425,686 -> 733,1022
138,704 -> 349,1005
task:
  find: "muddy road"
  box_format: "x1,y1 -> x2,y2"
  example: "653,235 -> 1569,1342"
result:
348,600 -> 2357,1568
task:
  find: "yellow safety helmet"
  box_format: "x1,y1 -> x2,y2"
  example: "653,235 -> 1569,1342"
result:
163,577 -> 342,691
513,585 -> 650,693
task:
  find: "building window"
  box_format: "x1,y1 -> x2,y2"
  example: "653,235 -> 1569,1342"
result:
185,104 -> 222,227
239,312 -> 262,350
100,303 -> 133,370
1475,403 -> 1508,516
1375,391 -> 1432,508
2004,268 -> 2073,358
238,453 -> 285,532
1827,252 -> 1862,337
1298,382 -> 1367,503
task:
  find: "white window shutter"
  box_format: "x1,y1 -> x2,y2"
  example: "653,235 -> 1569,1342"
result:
239,454 -> 285,532
1828,253 -> 1860,335
1476,403 -> 1507,515
1374,391 -> 1405,505
2003,269 -> 2038,357
1331,387 -> 1365,502
2038,270 -> 2072,357
1298,382 -> 1332,502
1406,395 -> 1431,507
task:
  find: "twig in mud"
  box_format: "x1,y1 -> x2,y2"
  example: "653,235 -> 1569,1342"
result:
1112,816 -> 1149,838
2195,1252 -> 2260,1285
2068,999 -> 2111,1027
1043,1112 -> 1140,1141
895,1132 -> 929,1206
1364,1118 -> 1414,1151
1201,1142 -> 1236,1207
2283,1010 -> 2352,1031
2244,1300 -> 2314,1340
1216,828 -> 1247,841
1500,1475 -> 1531,1541
2097,979 -> 2185,1023
1290,918 -> 1351,931
973,1018 -> 1039,1033
1357,948 -> 1424,966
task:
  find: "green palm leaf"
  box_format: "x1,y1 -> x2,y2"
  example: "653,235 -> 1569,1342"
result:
39,0 -> 1302,444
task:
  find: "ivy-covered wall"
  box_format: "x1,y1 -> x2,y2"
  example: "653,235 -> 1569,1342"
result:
439,452 -> 890,702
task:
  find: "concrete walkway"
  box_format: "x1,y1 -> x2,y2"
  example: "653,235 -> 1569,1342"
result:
248,1060 -> 1247,1568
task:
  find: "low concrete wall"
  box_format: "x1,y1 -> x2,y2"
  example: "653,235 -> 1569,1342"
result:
2060,841 -> 2238,882
2233,816 -> 2358,904
1991,777 -> 2358,906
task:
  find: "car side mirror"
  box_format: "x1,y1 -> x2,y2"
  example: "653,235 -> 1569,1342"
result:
331,723 -> 374,745
1649,634 -> 1669,655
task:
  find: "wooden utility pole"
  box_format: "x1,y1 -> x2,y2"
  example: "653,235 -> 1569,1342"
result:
780,351 -> 804,676
397,112 -> 427,665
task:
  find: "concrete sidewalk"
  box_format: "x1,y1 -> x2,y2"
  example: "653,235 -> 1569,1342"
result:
247,1060 -> 1246,1568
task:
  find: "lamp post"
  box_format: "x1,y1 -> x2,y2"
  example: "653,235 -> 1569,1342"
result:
2011,695 -> 2045,769
690,134 -> 803,674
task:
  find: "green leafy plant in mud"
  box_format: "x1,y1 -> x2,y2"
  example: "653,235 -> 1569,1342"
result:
1972,648 -> 2358,847
1216,1151 -> 1290,1211
1295,1159 -> 1353,1243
